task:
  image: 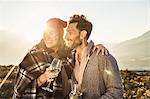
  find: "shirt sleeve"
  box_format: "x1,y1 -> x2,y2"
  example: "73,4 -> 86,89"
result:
98,55 -> 123,99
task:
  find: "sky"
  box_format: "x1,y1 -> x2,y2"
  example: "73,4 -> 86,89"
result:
0,0 -> 150,65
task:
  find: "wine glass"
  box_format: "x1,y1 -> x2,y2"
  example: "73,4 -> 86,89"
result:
41,58 -> 62,92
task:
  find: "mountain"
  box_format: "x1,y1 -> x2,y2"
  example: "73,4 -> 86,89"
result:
111,30 -> 150,70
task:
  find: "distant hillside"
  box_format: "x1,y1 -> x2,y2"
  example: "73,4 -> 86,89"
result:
111,30 -> 150,70
0,30 -> 32,65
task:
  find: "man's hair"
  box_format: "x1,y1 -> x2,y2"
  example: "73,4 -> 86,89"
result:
69,14 -> 92,39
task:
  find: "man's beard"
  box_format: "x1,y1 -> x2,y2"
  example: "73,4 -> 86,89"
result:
65,35 -> 82,49
72,37 -> 82,49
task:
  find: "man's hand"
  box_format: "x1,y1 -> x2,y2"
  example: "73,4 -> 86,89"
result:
37,67 -> 59,87
93,44 -> 109,55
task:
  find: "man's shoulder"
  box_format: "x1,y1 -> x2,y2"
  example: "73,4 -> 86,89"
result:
91,51 -> 117,63
90,52 -> 119,71
99,53 -> 116,60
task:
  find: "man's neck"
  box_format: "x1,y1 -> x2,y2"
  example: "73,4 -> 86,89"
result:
76,40 -> 88,56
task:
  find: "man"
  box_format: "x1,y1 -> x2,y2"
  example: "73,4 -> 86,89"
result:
12,18 -> 108,99
65,14 -> 123,99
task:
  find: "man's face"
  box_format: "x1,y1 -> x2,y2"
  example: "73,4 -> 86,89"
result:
65,23 -> 82,49
43,25 -> 61,48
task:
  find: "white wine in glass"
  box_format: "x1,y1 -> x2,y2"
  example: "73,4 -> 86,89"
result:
41,58 -> 62,92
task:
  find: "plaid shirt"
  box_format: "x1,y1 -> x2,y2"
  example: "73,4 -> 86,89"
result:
12,40 -> 73,99
12,48 -> 54,99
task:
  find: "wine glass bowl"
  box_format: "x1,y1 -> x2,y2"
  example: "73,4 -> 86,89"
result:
41,58 -> 62,92
48,58 -> 62,73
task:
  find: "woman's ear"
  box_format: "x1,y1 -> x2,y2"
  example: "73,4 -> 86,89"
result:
80,30 -> 87,40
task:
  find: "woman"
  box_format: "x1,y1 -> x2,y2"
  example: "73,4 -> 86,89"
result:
12,18 -> 108,99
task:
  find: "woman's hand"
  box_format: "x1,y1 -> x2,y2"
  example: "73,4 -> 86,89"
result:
37,67 -> 59,87
93,44 -> 109,55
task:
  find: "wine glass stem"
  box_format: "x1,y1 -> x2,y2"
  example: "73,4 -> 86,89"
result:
47,81 -> 51,88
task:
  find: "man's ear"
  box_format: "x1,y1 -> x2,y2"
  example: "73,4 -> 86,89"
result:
80,30 -> 87,40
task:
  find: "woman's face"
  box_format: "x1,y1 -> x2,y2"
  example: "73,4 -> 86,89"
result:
43,25 -> 63,49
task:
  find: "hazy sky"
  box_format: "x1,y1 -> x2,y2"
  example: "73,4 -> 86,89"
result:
0,0 -> 150,65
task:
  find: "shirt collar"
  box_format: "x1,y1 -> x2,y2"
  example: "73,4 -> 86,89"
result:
72,40 -> 94,57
